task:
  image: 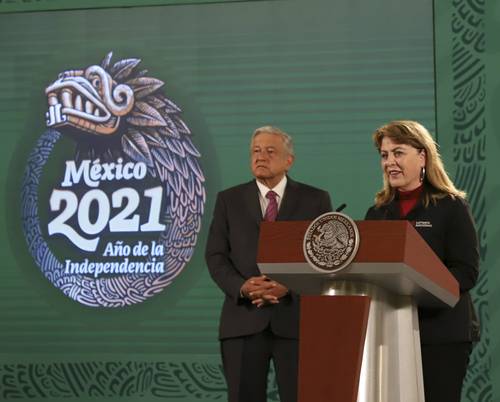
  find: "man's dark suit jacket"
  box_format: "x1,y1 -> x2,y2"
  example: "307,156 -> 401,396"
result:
205,177 -> 332,340
365,188 -> 480,344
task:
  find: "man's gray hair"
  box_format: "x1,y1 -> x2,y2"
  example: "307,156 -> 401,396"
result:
251,126 -> 295,157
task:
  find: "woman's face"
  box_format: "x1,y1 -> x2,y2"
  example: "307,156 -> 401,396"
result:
380,136 -> 426,192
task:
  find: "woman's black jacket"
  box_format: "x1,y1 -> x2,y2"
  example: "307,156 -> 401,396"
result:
365,191 -> 480,344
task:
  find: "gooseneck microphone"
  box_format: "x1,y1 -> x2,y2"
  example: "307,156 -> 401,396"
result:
335,203 -> 347,212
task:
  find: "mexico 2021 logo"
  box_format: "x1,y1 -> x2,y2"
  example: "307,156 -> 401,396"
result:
21,52 -> 206,307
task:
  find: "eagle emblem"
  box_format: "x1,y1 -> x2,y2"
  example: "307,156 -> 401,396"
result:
303,212 -> 359,273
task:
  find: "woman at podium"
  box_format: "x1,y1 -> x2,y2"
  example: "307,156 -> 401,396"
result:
365,120 -> 480,402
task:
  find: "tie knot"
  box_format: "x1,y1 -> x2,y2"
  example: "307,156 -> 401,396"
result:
266,190 -> 277,201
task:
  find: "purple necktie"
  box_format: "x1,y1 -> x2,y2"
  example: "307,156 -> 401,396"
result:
264,191 -> 278,222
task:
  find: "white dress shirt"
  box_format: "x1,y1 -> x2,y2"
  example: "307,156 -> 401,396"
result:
255,175 -> 287,218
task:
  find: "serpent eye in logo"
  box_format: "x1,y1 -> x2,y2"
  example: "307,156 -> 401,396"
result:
303,212 -> 360,273
21,52 -> 206,307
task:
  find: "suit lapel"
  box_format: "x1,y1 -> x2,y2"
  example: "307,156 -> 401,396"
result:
243,180 -> 263,226
277,177 -> 298,221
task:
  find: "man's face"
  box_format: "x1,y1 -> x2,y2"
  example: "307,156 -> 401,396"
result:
250,133 -> 294,185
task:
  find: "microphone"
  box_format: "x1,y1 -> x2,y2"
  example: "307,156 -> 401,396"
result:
335,203 -> 347,212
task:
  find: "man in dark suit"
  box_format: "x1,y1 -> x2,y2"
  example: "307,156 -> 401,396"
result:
205,126 -> 332,402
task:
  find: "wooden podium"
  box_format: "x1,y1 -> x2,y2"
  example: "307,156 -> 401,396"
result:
257,220 -> 459,402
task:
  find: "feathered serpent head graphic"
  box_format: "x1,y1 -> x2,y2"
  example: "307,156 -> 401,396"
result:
21,52 -> 206,307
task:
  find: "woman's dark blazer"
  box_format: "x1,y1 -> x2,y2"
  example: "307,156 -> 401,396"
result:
365,189 -> 480,344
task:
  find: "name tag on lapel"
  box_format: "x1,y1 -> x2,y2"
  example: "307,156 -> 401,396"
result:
415,220 -> 432,228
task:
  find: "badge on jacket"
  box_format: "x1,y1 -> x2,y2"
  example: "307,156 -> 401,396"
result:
415,221 -> 432,228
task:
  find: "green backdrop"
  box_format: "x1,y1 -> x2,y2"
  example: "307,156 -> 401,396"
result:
0,0 -> 496,401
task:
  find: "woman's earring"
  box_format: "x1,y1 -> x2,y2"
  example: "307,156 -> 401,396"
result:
420,166 -> 426,182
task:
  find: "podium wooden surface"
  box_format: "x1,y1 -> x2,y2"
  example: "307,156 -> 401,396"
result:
299,295 -> 370,402
257,220 -> 458,307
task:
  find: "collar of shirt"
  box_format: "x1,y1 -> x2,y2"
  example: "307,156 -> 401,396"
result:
256,175 -> 287,217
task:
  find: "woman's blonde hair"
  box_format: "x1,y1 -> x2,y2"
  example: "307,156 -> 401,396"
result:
372,120 -> 465,207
